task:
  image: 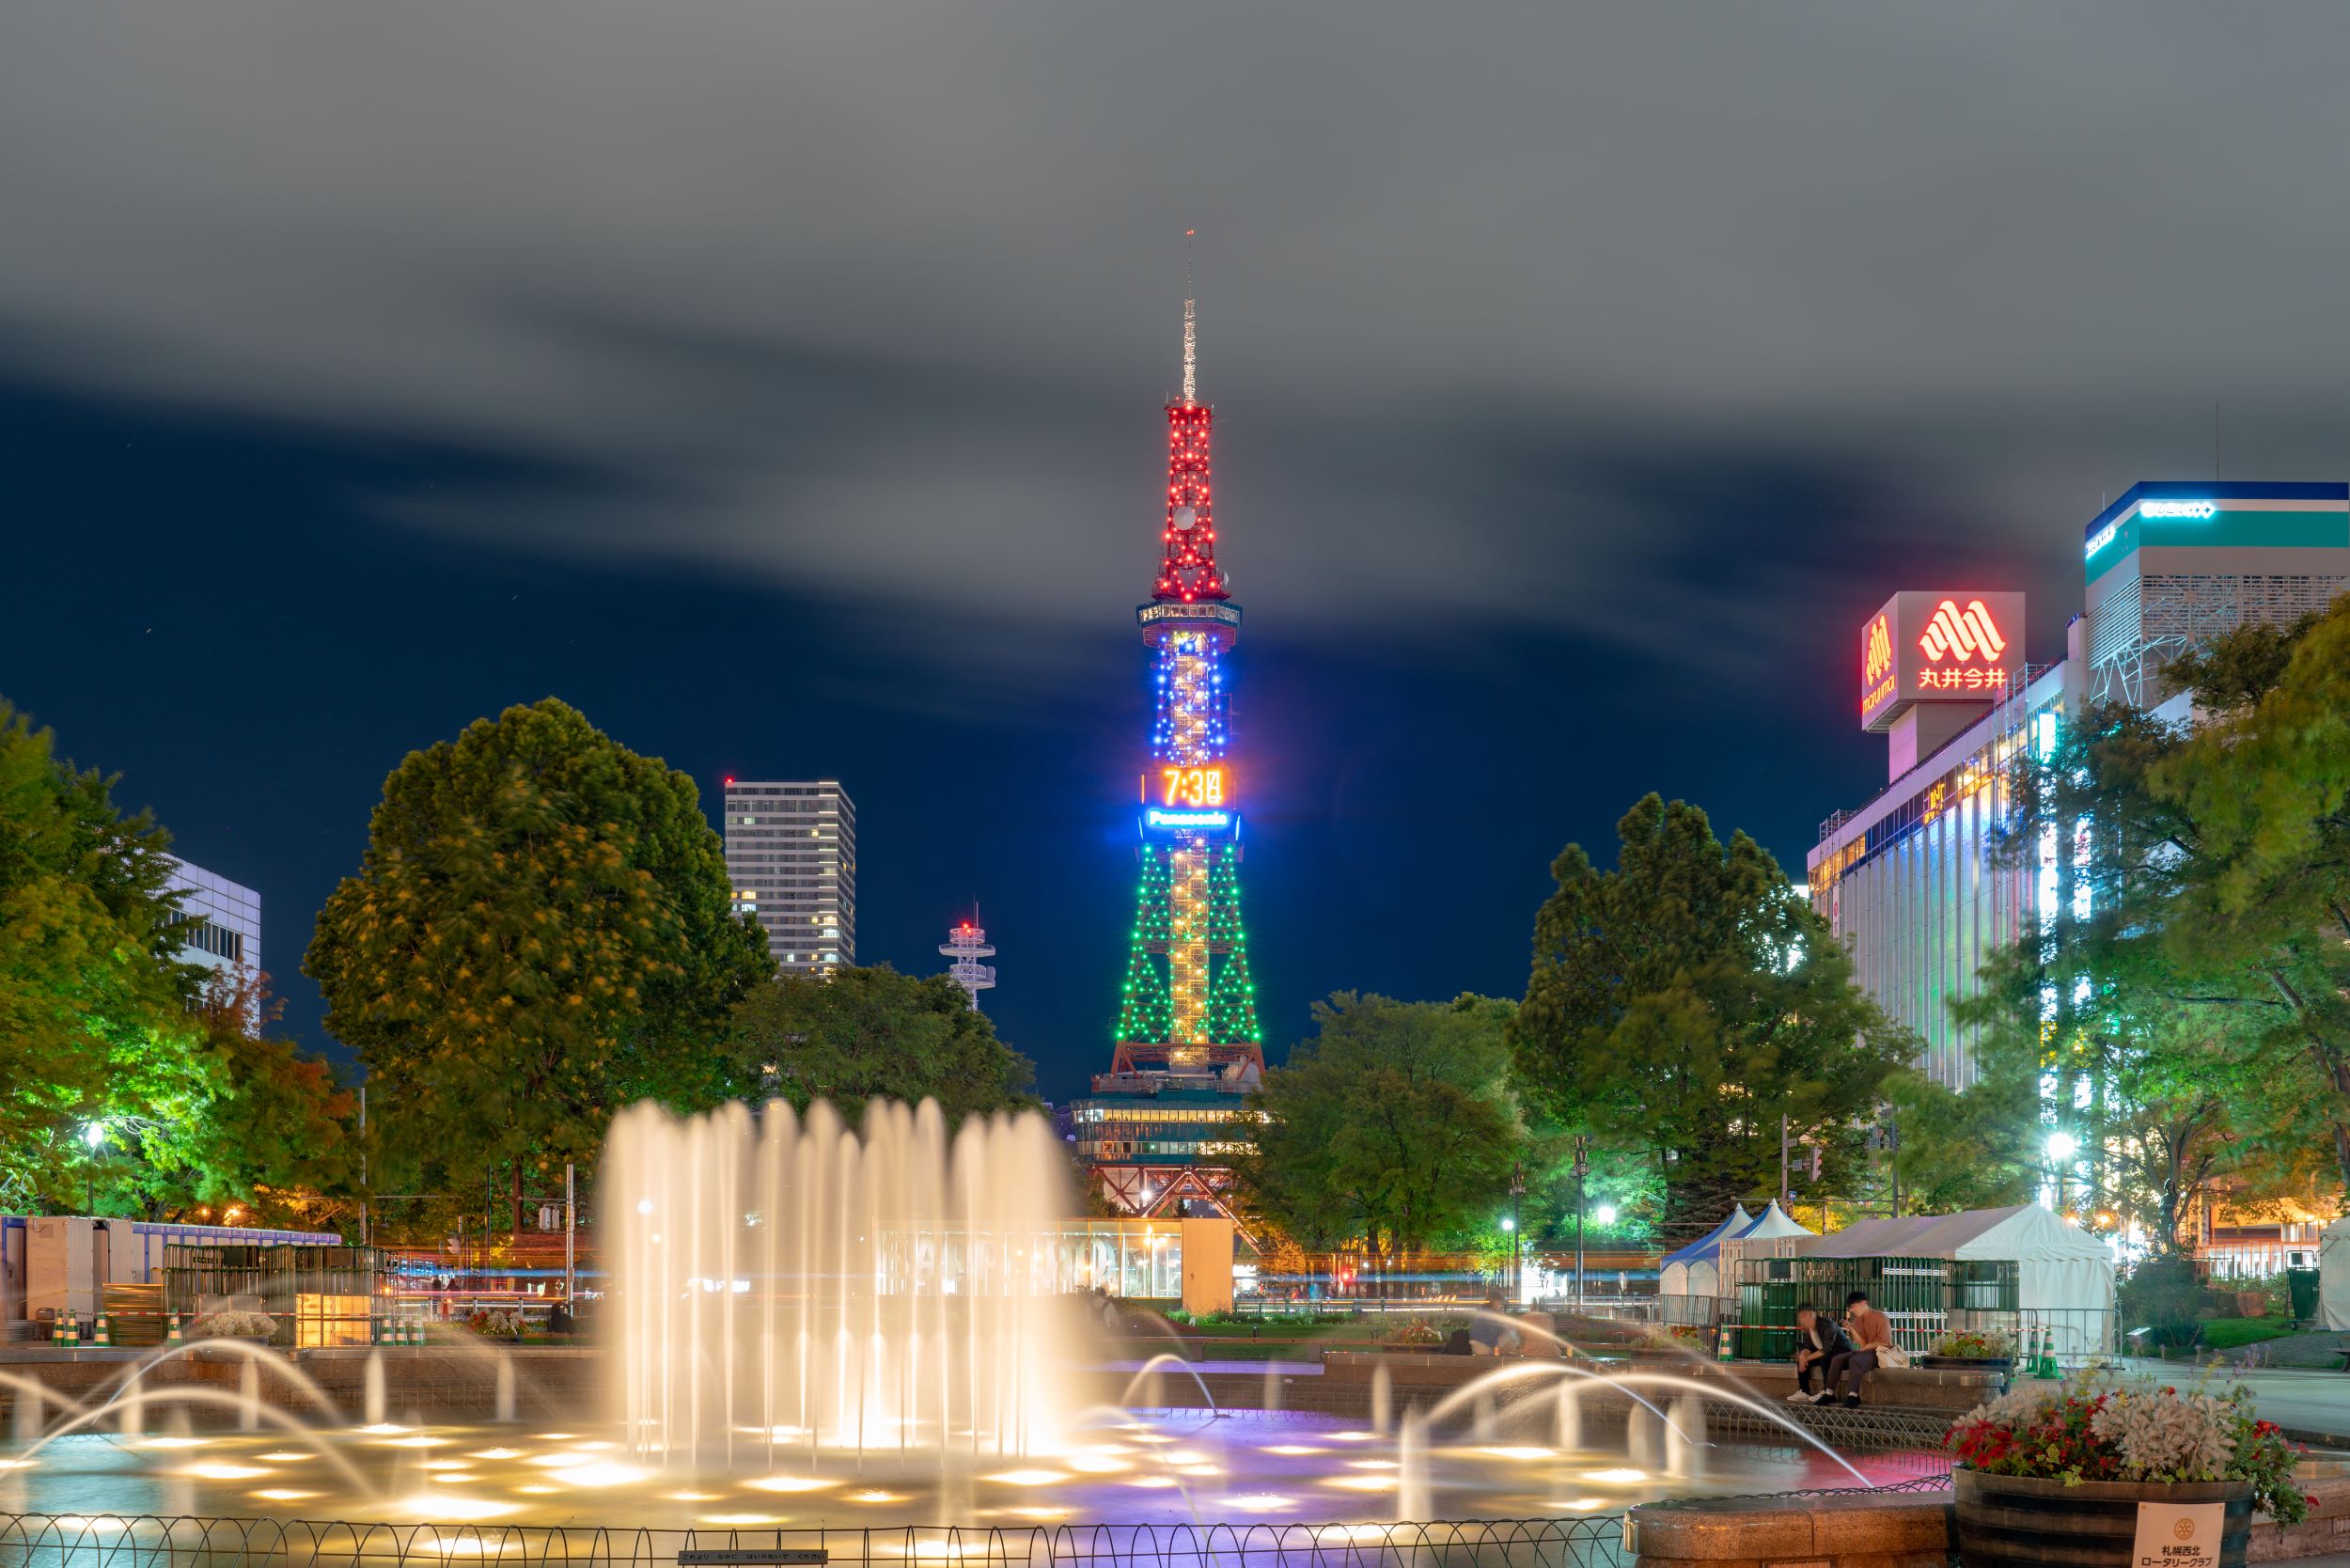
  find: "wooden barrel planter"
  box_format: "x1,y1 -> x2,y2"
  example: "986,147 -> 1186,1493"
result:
1953,1467 -> 2251,1568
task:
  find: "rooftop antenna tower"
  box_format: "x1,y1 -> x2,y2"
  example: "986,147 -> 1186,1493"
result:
940,909 -> 996,1011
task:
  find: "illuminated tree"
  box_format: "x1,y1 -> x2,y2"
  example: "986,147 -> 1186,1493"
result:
306,698 -> 769,1229
0,699 -> 196,1208
1510,794 -> 1906,1242
1238,993 -> 1524,1272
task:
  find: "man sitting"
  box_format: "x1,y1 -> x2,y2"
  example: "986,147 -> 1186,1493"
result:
1787,1302 -> 1849,1403
1823,1289 -> 1894,1407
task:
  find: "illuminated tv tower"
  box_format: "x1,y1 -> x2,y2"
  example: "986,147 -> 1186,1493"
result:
1107,258 -> 1264,1081
940,914 -> 996,1010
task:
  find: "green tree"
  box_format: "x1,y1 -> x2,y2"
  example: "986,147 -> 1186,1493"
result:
1509,793 -> 1908,1242
2155,602 -> 2350,1189
0,700 -> 196,1208
720,964 -> 1037,1121
1882,1071 -> 2035,1216
1992,601 -> 2350,1195
1237,993 -> 1525,1274
307,698 -> 769,1228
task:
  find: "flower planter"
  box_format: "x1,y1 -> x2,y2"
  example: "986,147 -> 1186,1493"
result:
1952,1467 -> 2251,1568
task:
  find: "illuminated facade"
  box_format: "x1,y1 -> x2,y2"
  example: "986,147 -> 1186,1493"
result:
1078,279 -> 1264,1222
1810,481 -> 2350,1093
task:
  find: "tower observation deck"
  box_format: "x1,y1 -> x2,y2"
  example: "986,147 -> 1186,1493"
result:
1079,265 -> 1264,1224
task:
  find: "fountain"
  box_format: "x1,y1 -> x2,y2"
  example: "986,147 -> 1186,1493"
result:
601,1097 -> 1088,1474
0,1096 -> 1939,1541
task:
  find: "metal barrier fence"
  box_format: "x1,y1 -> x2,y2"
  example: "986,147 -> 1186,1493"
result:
0,1515 -> 1631,1568
0,1474 -> 1966,1568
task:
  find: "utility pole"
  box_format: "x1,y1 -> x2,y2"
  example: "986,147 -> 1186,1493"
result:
1572,1136 -> 1590,1310
1779,1115 -> 1791,1205
564,1162 -> 576,1305
1508,1163 -> 1526,1302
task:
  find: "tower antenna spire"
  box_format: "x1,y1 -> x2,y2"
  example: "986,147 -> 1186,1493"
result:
1182,229 -> 1198,405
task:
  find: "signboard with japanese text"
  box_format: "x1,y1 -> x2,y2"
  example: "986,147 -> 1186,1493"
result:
2131,1499 -> 2224,1568
1860,590 -> 2027,731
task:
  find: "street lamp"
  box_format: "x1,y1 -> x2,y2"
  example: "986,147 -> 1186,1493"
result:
2046,1131 -> 2079,1217
1594,1204 -> 1618,1228
81,1121 -> 104,1215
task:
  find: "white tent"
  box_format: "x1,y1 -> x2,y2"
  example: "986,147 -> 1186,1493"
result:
1715,1200 -> 1818,1295
1658,1205 -> 1753,1297
2316,1215 -> 2350,1330
1801,1202 -> 2116,1356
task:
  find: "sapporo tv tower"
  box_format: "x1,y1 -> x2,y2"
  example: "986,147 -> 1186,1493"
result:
1081,253 -> 1265,1221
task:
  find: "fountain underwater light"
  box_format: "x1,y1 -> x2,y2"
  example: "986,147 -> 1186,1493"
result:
603,1096 -> 1095,1475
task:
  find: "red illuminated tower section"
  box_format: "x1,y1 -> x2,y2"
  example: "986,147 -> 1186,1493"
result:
1081,272 -> 1263,1224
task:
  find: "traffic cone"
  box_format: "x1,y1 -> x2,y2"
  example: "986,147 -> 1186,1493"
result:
165,1312 -> 183,1343
65,1309 -> 81,1345
49,1313 -> 64,1345
1716,1322 -> 1734,1361
93,1313 -> 110,1346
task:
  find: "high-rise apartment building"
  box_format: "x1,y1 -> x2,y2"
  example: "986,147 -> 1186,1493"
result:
164,855 -> 261,984
722,780 -> 856,977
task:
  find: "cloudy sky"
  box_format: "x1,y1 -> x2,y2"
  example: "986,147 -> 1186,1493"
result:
8,4 -> 2350,1091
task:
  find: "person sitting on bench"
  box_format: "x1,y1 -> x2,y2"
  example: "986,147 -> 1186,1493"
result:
1787,1302 -> 1850,1403
1824,1290 -> 1894,1407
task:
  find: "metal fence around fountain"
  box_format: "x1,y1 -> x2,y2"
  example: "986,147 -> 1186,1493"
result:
0,1514 -> 1626,1568
0,1482 -> 1960,1568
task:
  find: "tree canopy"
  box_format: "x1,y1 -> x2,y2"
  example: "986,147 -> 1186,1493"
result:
1986,600 -> 2350,1197
1509,793 -> 1908,1242
0,698 -> 352,1218
1237,992 -> 1525,1265
307,698 -> 769,1221
721,964 -> 1037,1121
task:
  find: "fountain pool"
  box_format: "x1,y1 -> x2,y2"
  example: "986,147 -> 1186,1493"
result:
0,1407 -> 1937,1529
0,1101 -> 1943,1540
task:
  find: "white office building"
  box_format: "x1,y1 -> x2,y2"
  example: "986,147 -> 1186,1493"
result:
164,856 -> 261,984
722,780 -> 856,977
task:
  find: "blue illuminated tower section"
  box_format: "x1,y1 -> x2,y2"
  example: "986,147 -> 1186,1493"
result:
1108,286 -> 1264,1079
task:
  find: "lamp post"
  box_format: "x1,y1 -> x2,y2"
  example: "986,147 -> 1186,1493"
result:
1508,1162 -> 1526,1302
81,1121 -> 104,1215
1572,1136 -> 1590,1310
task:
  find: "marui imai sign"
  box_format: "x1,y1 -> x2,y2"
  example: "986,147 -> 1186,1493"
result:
1859,589 -> 2027,731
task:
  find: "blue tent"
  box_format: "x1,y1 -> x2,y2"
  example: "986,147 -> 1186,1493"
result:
1658,1204 -> 1753,1294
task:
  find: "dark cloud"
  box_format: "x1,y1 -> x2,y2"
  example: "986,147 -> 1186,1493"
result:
8,3 -> 2350,678
8,4 -> 2350,1086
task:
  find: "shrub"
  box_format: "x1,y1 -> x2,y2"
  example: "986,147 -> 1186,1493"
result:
1388,1315 -> 1443,1346
1948,1370 -> 2310,1523
1932,1328 -> 2016,1359
466,1307 -> 526,1340
2121,1256 -> 2202,1344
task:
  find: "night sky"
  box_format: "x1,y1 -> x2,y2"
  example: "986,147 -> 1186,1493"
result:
8,7 -> 2350,1097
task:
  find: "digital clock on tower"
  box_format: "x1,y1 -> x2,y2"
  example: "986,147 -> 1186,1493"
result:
1152,766 -> 1229,808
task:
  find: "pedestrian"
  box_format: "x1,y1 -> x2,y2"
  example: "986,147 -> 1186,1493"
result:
1823,1290 -> 1893,1407
1786,1302 -> 1850,1403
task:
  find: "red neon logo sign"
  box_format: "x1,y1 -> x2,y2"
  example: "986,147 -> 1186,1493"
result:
1918,599 -> 2008,663
1861,614 -> 1893,685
